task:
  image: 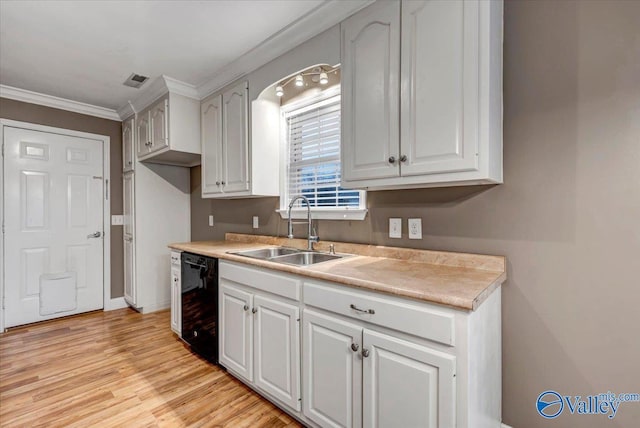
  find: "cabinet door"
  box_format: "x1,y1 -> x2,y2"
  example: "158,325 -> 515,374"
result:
123,235 -> 135,307
123,172 -> 134,237
362,329 -> 456,428
170,266 -> 181,336
149,98 -> 169,153
400,0 -> 479,176
303,310 -> 362,428
341,0 -> 400,182
221,81 -> 249,193
201,95 -> 223,196
219,282 -> 253,381
254,295 -> 301,411
122,117 -> 134,172
136,112 -> 150,158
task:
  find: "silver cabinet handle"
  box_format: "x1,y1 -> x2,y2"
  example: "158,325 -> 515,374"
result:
243,304 -> 249,311
87,231 -> 101,239
400,155 -> 407,163
351,343 -> 359,352
388,156 -> 396,164
362,348 -> 370,358
350,304 -> 375,314
252,308 -> 258,314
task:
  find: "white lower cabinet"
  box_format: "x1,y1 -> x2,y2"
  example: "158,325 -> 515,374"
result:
303,310 -> 362,428
170,251 -> 181,336
362,329 -> 456,428
303,310 -> 455,428
219,262 -> 301,413
218,261 -> 502,428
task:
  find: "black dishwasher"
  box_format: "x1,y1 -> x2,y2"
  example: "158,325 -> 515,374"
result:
181,253 -> 218,364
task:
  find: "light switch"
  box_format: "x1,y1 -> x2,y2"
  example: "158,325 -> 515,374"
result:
408,218 -> 422,240
111,215 -> 123,226
389,218 -> 402,239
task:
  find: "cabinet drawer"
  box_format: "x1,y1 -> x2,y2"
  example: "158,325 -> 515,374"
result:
220,261 -> 301,301
303,281 -> 455,346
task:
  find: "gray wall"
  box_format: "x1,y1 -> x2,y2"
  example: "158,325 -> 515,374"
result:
192,1 -> 640,426
0,98 -> 124,299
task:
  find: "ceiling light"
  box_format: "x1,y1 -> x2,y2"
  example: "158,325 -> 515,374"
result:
275,85 -> 284,97
319,72 -> 328,85
295,74 -> 304,87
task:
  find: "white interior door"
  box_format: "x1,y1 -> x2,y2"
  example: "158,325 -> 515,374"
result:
3,126 -> 104,328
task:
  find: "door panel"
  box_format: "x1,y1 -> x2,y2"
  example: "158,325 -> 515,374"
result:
136,113 -> 150,158
219,282 -> 253,381
149,99 -> 169,153
303,310 -> 362,428
221,81 -> 249,193
3,126 -> 104,328
254,294 -> 300,411
400,0 -> 479,176
362,329 -> 456,428
341,0 -> 400,182
201,95 -> 223,195
122,117 -> 134,172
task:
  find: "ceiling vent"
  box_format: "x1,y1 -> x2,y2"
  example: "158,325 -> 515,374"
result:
123,73 -> 149,89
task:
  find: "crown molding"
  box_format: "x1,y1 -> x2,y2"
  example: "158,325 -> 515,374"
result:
196,0 -> 373,99
163,75 -> 199,99
0,84 -> 121,121
117,101 -> 135,120
122,75 -> 200,119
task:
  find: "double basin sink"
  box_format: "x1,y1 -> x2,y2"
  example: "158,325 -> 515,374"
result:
230,247 -> 346,266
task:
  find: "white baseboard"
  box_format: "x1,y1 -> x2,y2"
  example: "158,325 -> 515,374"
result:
104,297 -> 128,311
502,423 -> 513,428
140,301 -> 170,314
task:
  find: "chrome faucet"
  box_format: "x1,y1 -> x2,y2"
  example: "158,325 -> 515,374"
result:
287,196 -> 319,251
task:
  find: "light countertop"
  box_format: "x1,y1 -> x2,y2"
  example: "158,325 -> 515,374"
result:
169,233 -> 506,311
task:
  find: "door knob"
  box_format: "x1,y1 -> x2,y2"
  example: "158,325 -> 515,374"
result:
87,231 -> 102,239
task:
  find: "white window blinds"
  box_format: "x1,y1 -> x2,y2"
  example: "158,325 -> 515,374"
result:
285,95 -> 361,208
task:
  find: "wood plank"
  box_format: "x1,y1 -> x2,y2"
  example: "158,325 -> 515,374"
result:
0,308 -> 302,427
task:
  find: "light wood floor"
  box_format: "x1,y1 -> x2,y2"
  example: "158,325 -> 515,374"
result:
0,308 -> 302,427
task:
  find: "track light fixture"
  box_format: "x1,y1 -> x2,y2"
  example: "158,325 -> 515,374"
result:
275,66 -> 338,98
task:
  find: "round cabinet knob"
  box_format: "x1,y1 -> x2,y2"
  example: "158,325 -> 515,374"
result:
400,155 -> 407,163
252,308 -> 258,314
215,181 -> 220,186
362,348 -> 370,358
388,156 -> 396,164
243,304 -> 249,311
221,181 -> 225,185
351,343 -> 359,352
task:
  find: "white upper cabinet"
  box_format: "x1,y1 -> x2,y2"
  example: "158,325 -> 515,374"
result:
221,81 -> 250,193
200,80 -> 279,198
135,92 -> 201,167
341,0 -> 400,182
122,116 -> 134,172
342,0 -> 503,190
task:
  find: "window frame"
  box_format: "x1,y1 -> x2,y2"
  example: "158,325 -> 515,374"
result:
277,86 -> 367,221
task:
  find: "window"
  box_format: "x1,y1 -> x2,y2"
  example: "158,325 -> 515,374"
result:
279,89 -> 366,220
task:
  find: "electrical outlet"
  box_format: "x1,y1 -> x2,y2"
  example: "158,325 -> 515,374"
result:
408,218 -> 422,239
111,215 -> 123,226
252,216 -> 259,229
389,218 -> 402,238
208,215 -> 214,227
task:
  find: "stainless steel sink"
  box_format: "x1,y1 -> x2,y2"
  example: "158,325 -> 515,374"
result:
270,252 -> 343,266
230,247 -> 346,266
233,247 -> 300,259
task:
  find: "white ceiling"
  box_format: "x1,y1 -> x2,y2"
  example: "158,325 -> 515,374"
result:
0,0 -> 327,111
